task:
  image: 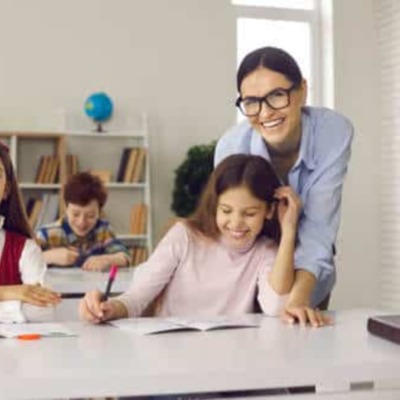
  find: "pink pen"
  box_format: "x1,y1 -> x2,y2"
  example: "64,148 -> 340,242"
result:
102,265 -> 118,301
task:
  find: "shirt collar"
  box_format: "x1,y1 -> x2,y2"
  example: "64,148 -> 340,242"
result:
61,216 -> 101,244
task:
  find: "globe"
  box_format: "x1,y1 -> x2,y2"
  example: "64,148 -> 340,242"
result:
84,92 -> 113,132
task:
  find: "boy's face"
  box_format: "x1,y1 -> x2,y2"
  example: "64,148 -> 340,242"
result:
65,200 -> 100,238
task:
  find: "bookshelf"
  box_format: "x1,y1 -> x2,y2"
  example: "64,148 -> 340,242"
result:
0,131 -> 67,230
0,121 -> 153,266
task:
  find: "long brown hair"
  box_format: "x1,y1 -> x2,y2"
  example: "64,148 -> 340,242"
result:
187,154 -> 281,243
0,143 -> 32,238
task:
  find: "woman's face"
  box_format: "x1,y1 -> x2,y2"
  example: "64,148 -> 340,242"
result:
240,67 -> 307,155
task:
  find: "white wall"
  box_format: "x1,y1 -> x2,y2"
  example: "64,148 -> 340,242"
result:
0,0 -> 381,308
0,0 -> 236,241
329,0 -> 380,309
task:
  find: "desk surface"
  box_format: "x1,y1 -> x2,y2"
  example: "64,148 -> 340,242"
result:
45,267 -> 134,296
1,309 -> 400,399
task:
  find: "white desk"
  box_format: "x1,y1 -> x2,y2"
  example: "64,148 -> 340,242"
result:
1,309 -> 400,399
45,267 -> 134,297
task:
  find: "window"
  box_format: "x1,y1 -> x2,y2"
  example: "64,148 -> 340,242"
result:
232,0 -> 321,119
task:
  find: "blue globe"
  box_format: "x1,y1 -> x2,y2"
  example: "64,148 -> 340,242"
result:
84,92 -> 113,130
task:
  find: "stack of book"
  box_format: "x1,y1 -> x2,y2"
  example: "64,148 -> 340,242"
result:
117,147 -> 146,183
66,154 -> 79,179
35,155 -> 60,184
130,203 -> 147,235
26,193 -> 59,231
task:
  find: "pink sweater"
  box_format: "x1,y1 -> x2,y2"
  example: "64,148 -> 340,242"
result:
117,222 -> 288,317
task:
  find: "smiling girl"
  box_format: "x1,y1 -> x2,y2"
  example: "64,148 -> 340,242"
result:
80,154 -> 327,327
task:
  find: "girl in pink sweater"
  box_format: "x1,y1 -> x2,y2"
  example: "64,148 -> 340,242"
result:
80,154 -> 327,327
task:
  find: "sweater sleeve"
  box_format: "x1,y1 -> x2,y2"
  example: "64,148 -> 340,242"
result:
19,239 -> 47,285
115,222 -> 189,317
256,242 -> 289,317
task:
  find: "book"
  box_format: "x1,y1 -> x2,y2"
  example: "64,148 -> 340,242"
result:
116,147 -> 132,182
110,316 -> 260,335
90,169 -> 112,184
132,147 -> 146,183
124,148 -> 139,182
367,314 -> 400,345
0,322 -> 76,339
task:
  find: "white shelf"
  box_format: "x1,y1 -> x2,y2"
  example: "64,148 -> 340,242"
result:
105,182 -> 147,189
65,130 -> 146,138
117,234 -> 149,240
20,183 -> 62,190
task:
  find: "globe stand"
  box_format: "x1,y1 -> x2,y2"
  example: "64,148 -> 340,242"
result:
95,122 -> 105,133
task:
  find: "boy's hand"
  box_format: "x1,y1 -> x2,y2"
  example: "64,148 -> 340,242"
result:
82,255 -> 110,271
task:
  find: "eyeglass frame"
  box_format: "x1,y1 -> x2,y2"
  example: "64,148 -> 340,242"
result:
235,83 -> 298,117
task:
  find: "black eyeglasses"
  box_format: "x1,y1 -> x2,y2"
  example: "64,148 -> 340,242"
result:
236,84 -> 297,117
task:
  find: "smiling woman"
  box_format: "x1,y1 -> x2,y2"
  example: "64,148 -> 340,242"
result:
214,46 -> 354,317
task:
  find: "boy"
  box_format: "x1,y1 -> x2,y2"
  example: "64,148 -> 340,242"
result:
36,172 -> 130,271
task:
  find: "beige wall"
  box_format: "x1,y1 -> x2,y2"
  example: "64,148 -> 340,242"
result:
330,0 -> 380,309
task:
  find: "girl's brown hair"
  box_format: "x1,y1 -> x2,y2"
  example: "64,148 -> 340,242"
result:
0,144 -> 33,238
187,154 -> 281,243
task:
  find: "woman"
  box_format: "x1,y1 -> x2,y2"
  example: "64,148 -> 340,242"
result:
215,46 -> 354,323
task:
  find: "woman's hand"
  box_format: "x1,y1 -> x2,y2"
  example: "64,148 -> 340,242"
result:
79,289 -> 128,324
274,186 -> 302,232
0,284 -> 61,307
281,303 -> 332,328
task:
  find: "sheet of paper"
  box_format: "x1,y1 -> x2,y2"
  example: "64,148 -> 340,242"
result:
0,322 -> 77,338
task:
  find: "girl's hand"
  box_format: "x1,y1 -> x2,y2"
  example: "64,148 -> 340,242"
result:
274,186 -> 302,231
79,289 -> 128,324
281,304 -> 332,328
0,284 -> 61,307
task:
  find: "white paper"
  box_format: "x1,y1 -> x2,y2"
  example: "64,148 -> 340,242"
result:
0,322 -> 76,338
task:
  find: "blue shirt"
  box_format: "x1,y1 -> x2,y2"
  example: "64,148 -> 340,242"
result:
36,217 -> 130,267
214,107 -> 354,306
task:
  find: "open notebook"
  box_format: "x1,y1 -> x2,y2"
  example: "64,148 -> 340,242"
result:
110,316 -> 260,335
367,314 -> 400,345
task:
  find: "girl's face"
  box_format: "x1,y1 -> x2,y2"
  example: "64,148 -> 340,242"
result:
0,159 -> 8,203
216,185 -> 272,249
240,67 -> 306,155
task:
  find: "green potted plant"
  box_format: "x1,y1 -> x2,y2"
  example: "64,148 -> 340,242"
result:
171,141 -> 216,217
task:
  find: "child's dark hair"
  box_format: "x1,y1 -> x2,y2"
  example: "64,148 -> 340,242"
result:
0,143 -> 33,238
64,172 -> 107,208
187,154 -> 281,243
236,46 -> 303,93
